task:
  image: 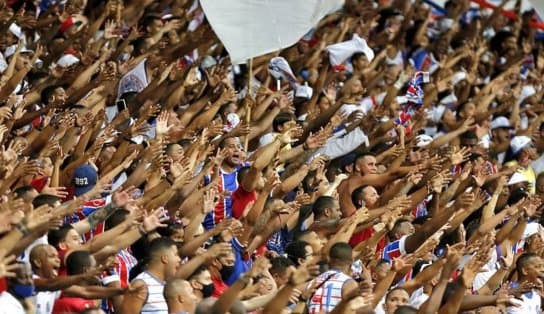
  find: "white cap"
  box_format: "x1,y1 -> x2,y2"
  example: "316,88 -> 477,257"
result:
416,134 -> 433,147
490,116 -> 512,130
201,55 -> 217,69
508,172 -> 528,185
510,135 -> 532,155
56,54 -> 80,68
519,85 -> 536,104
451,71 -> 467,86
295,84 -> 313,99
4,44 -> 33,58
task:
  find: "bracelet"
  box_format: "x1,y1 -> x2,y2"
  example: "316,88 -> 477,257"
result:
15,223 -> 29,236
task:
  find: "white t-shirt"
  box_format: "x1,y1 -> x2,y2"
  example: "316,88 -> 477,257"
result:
259,132 -> 278,147
409,287 -> 429,309
506,289 -> 541,314
0,292 -> 25,314
374,296 -> 386,314
33,274 -> 61,314
531,154 -> 544,176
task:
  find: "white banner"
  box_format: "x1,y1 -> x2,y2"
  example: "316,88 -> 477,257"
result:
532,0 -> 544,17
200,0 -> 344,64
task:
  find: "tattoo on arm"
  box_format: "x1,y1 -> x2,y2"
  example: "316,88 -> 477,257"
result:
88,204 -> 118,229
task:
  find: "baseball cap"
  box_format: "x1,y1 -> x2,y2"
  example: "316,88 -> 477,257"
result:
200,55 -> 217,69
416,134 -> 433,148
508,172 -> 528,185
4,44 -> 33,58
56,54 -> 80,68
510,135 -> 532,155
490,116 -> 512,130
73,164 -> 98,196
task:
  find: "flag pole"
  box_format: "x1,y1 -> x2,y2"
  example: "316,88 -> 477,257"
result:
244,58 -> 253,151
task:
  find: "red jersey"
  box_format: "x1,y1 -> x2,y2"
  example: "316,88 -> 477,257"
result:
231,187 -> 257,219
52,293 -> 96,313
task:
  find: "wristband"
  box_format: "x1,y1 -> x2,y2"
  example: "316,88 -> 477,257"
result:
15,223 -> 29,236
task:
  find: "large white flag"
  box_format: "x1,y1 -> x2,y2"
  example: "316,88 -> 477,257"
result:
200,0 -> 344,64
532,0 -> 544,17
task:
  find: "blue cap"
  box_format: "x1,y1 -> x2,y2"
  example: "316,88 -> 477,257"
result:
73,164 -> 98,196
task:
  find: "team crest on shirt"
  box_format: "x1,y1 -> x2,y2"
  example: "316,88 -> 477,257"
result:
120,74 -> 145,94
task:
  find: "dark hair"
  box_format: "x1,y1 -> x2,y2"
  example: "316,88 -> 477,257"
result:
188,265 -> 210,281
130,236 -> 172,280
40,85 -> 65,105
272,112 -> 296,132
375,259 -> 390,268
490,30 -> 516,53
351,186 -> 368,208
13,186 -> 36,199
329,242 -> 352,262
32,194 -> 61,208
156,222 -> 184,238
47,225 -> 74,249
285,240 -> 310,266
312,196 -> 337,219
355,153 -> 376,165
148,237 -> 176,259
507,187 -> 528,206
66,250 -> 93,275
460,130 -> 478,142
132,36 -> 151,55
105,209 -> 130,230
385,286 -> 408,302
269,257 -> 295,276
142,14 -> 163,30
237,166 -> 251,185
516,252 -> 539,274
351,52 -> 367,63
390,218 -> 412,240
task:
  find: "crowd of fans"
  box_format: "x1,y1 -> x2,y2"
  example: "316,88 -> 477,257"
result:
0,0 -> 544,313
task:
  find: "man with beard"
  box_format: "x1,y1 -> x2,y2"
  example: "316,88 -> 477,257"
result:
203,137 -> 247,230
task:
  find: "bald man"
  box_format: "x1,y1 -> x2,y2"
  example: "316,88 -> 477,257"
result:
163,278 -> 198,314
